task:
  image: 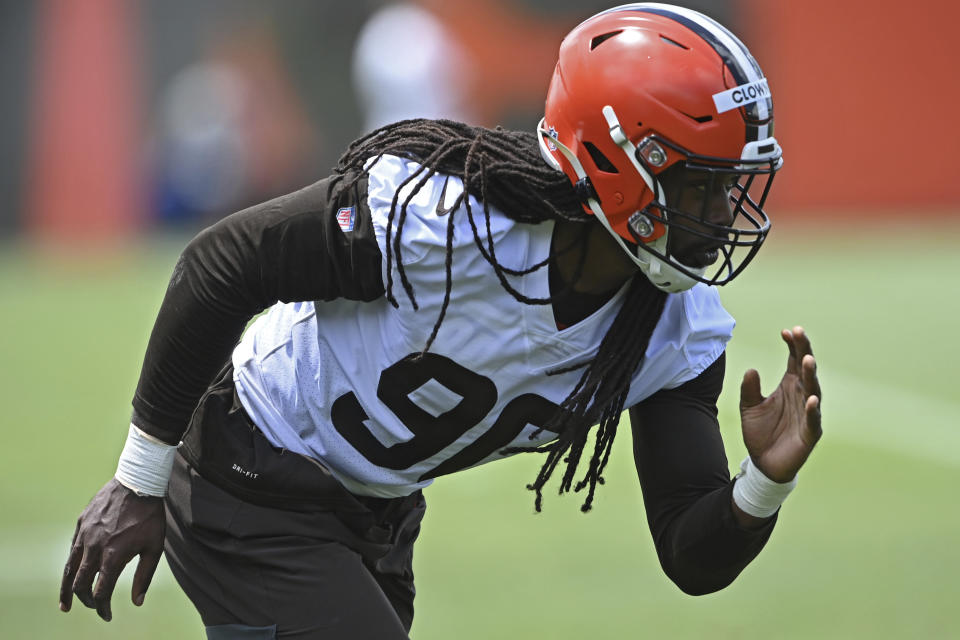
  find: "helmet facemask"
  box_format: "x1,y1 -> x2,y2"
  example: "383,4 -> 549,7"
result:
626,134 -> 779,290
538,112 -> 781,293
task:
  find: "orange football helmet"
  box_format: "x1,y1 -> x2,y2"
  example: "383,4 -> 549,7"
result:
538,3 -> 782,292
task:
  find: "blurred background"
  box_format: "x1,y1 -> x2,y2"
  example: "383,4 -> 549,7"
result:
1,0 -> 958,638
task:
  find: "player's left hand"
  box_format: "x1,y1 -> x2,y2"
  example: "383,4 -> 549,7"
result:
739,326 -> 822,483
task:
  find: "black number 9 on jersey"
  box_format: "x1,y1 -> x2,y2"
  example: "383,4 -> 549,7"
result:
331,353 -> 560,481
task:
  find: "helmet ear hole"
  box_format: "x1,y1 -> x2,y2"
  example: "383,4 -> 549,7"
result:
583,141 -> 619,174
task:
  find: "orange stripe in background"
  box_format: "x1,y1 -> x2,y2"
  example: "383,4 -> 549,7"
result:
25,0 -> 144,242
738,0 -> 960,216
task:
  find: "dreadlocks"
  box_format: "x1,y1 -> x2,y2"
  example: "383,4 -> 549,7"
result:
335,118 -> 668,512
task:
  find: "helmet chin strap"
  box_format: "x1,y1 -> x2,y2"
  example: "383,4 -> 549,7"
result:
536,116 -> 703,293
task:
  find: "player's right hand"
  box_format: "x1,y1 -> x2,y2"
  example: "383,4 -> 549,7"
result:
59,478 -> 166,622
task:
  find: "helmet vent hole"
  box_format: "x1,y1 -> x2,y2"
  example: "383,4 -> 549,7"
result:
680,111 -> 712,123
590,30 -> 622,50
659,35 -> 689,49
583,141 -> 619,174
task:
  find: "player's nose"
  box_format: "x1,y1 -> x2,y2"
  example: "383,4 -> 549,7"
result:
704,185 -> 734,227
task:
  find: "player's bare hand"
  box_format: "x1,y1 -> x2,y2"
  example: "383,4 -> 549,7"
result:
739,326 -> 822,483
59,478 -> 165,621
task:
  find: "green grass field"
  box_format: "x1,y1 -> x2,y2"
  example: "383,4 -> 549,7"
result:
1,223 -> 958,639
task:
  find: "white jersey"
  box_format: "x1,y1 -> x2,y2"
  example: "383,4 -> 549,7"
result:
232,154 -> 734,497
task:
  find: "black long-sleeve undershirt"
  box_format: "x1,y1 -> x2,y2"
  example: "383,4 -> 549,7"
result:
131,171 -> 384,444
630,353 -> 776,595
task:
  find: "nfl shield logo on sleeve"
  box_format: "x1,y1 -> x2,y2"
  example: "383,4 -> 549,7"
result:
336,206 -> 356,232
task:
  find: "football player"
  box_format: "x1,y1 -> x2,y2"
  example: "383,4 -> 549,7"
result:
60,4 -> 822,638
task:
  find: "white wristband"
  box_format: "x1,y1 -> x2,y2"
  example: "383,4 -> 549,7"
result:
732,456 -> 797,518
115,423 -> 177,497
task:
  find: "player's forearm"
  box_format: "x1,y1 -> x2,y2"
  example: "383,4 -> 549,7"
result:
648,481 -> 775,595
630,354 -> 778,594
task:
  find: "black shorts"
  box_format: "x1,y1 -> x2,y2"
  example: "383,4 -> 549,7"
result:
164,364 -> 426,639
